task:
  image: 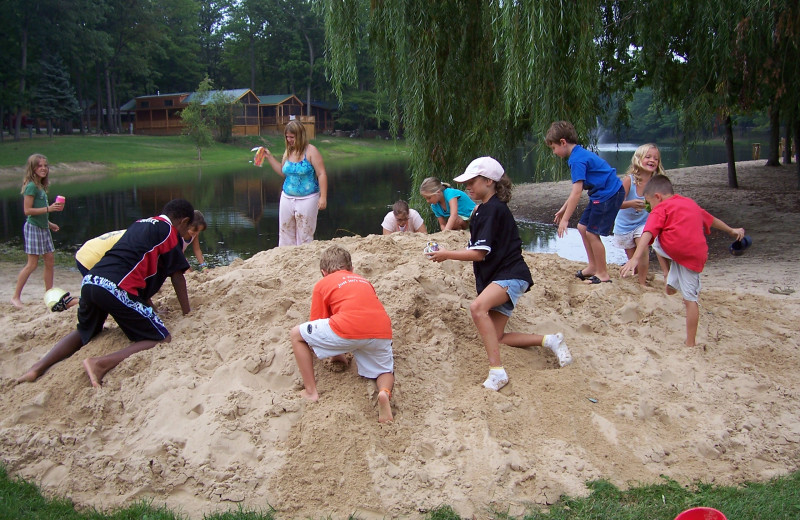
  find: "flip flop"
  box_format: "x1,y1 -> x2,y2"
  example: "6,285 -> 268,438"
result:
575,270 -> 590,281
586,276 -> 612,284
768,286 -> 795,295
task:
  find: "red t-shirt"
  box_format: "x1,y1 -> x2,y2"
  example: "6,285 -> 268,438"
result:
644,194 -> 714,272
310,270 -> 392,339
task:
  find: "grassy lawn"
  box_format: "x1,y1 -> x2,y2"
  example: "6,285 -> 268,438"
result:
0,133 -> 409,173
3,463 -> 799,520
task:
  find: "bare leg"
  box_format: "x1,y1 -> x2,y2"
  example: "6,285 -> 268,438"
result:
631,236 -> 649,286
576,224 -> 596,277
17,330 -> 83,383
469,284 -> 514,367
684,300 -> 699,347
43,251 -> 55,291
583,231 -> 611,281
657,254 -> 670,286
11,254 -> 40,307
83,337 -> 165,387
290,325 -> 319,401
376,372 -> 394,423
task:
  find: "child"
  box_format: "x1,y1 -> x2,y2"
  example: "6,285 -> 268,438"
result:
381,200 -> 427,234
419,177 -> 476,231
612,143 -> 665,286
17,199 -> 195,387
620,176 -> 744,347
546,121 -> 625,284
289,245 -> 395,423
76,229 -> 126,276
182,210 -> 208,269
426,157 -> 573,391
10,154 -> 65,308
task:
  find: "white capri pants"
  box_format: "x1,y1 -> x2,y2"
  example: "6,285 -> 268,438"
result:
279,191 -> 320,246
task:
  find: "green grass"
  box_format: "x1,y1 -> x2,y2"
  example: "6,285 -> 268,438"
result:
0,133 -> 409,173
2,464 -> 800,520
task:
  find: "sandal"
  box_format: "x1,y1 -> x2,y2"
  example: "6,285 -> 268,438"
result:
586,276 -> 612,285
575,270 -> 590,281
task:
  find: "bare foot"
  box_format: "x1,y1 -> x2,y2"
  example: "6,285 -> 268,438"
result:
82,358 -> 103,388
16,369 -> 40,384
10,297 -> 24,308
378,390 -> 393,423
299,389 -> 319,402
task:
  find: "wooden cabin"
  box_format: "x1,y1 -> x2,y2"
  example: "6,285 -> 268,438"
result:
133,92 -> 190,136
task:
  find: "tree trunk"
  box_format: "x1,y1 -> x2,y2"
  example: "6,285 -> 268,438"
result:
766,105 -> 781,166
76,69 -> 86,135
104,63 -> 115,133
304,31 -> 314,117
14,23 -> 29,141
96,70 -> 103,133
249,33 -> 256,91
784,117 -> 793,165
724,115 -> 738,188
795,116 -> 800,190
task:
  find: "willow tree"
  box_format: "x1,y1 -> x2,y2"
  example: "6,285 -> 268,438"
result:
318,0 -> 603,189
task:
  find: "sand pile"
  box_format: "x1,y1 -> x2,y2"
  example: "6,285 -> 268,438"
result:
2,226 -> 800,519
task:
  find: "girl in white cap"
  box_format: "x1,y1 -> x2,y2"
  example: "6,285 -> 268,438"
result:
426,157 -> 573,391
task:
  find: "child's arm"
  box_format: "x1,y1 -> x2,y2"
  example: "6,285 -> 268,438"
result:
443,196 -> 461,230
307,144 -> 327,210
553,181 -> 583,237
170,271 -> 191,314
437,216 -> 447,230
619,176 -> 644,211
711,218 -> 745,241
427,247 -> 486,263
620,231 -> 654,278
23,194 -> 60,217
191,239 -> 206,268
415,222 -> 428,233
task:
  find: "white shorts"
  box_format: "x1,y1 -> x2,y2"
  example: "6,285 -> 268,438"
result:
613,224 -> 645,250
652,239 -> 701,301
299,319 -> 394,378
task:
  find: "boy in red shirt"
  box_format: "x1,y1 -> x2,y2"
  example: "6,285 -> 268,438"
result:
290,245 -> 395,422
620,176 -> 744,346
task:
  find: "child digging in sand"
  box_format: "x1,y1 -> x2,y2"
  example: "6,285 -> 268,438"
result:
17,199 -> 195,387
620,175 -> 745,346
426,157 -> 573,391
289,245 -> 395,423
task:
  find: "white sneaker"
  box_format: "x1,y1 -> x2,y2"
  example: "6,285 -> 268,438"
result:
544,333 -> 573,367
482,368 -> 509,391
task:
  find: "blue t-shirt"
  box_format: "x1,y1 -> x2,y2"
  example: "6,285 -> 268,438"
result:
430,187 -> 476,220
568,145 -> 622,202
282,156 -> 319,197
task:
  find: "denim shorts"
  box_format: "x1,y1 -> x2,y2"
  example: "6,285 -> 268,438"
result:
491,279 -> 530,317
579,187 -> 625,236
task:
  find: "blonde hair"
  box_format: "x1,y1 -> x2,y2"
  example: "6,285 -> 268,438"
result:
320,245 -> 353,273
626,143 -> 665,185
20,154 -> 49,194
419,177 -> 451,195
283,119 -> 309,160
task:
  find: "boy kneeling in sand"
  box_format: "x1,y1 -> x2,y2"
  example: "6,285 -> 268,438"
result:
290,245 -> 395,423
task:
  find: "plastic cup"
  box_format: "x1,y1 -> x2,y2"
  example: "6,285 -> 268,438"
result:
55,195 -> 65,204
673,507 -> 727,520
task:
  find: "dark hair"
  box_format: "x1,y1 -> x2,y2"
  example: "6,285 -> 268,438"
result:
495,175 -> 513,203
191,210 -> 207,231
392,200 -> 410,216
642,175 -> 674,197
162,199 -> 195,224
545,121 -> 579,145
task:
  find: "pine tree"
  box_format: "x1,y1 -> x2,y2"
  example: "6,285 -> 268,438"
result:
30,54 -> 80,136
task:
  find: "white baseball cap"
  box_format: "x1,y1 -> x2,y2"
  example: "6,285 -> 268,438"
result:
453,156 -> 504,183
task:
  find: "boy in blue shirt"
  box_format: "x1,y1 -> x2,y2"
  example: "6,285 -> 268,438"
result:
546,121 -> 625,284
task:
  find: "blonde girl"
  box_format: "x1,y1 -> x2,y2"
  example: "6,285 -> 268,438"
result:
612,143 -> 665,285
11,154 -> 65,307
419,177 -> 476,231
259,119 -> 328,246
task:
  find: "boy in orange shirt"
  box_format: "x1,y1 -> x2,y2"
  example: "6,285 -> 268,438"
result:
290,245 -> 395,422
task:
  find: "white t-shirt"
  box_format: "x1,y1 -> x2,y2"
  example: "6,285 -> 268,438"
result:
381,208 -> 424,233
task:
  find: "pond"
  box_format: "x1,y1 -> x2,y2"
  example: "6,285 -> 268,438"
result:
0,139 -> 758,268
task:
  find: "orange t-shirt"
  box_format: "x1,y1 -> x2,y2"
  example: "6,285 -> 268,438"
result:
310,270 -> 392,339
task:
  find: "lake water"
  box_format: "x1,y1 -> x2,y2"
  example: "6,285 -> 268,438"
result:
0,140 -> 757,268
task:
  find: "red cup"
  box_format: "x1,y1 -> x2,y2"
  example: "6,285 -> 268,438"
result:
55,195 -> 65,204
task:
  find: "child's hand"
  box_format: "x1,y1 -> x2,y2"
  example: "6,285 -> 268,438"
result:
553,207 -> 565,225
49,222 -> 60,232
731,228 -> 745,241
49,202 -> 64,213
620,258 -> 638,278
426,249 -> 447,263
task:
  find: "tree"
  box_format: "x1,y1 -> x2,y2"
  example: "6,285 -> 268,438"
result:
182,77 -> 216,160
29,54 -> 80,136
320,0 -> 603,195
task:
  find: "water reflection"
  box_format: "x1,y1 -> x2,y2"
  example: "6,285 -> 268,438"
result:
0,139 -> 756,267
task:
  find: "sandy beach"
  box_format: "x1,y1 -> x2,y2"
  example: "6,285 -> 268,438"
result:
0,160 -> 798,519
